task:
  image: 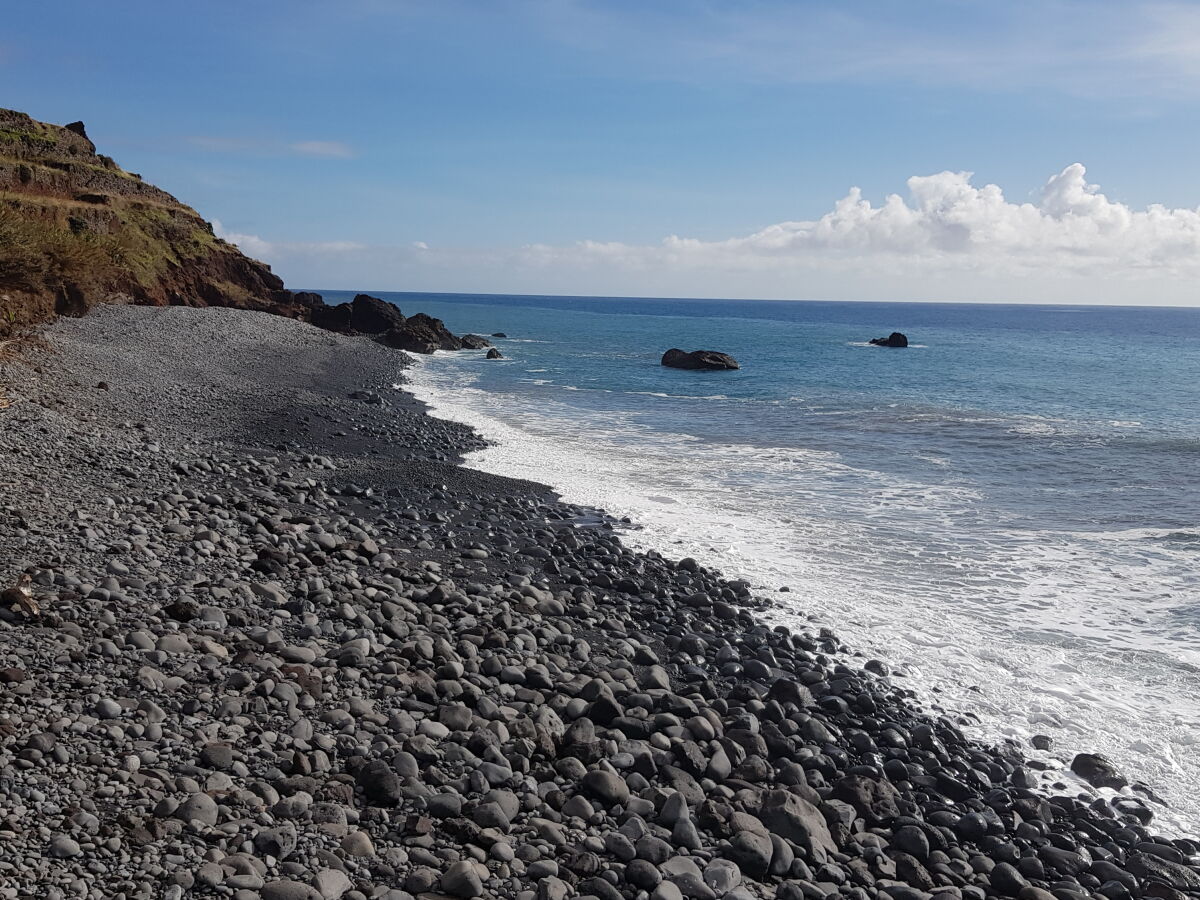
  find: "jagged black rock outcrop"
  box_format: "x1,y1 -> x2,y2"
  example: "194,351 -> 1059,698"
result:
662,348 -> 741,370
870,332 -> 909,348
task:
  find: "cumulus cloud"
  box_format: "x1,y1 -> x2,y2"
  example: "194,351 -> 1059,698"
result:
211,220 -> 362,261
211,166 -> 1200,304
520,165 -> 1200,278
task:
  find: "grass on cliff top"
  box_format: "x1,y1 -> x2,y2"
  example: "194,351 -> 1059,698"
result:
0,205 -> 117,294
0,198 -> 224,299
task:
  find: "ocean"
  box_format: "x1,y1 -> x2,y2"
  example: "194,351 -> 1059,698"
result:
321,290 -> 1200,834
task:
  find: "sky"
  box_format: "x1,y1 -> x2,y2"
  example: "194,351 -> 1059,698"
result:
6,0 -> 1200,305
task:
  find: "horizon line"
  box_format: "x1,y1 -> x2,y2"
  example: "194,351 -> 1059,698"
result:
298,288 -> 1200,312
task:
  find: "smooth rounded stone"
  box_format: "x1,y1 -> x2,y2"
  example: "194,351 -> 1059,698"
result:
473,801 -> 511,831
894,825 -> 931,859
605,832 -> 637,862
653,883 -> 685,900
990,862 -> 1030,895
201,742 -> 235,770
48,834 -> 82,858
256,824 -> 298,859
581,770 -> 630,806
703,860 -> 742,893
174,793 -> 219,826
341,830 -> 375,857
562,794 -> 595,819
659,792 -> 690,826
673,817 -> 703,850
442,860 -> 484,898
95,698 -> 123,719
636,835 -> 673,864
428,792 -> 464,818
670,872 -> 716,900
439,705 -> 474,730
312,868 -> 354,900
726,831 -> 773,880
261,881 -> 323,900
626,860 -> 663,889
227,873 -> 266,890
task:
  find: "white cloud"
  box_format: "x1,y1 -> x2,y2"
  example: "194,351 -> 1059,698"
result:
517,165 -> 1200,278
211,220 -> 362,261
187,136 -> 355,159
211,166 -> 1200,305
289,140 -> 355,159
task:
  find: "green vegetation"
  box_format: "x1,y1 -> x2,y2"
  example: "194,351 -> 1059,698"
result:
0,204 -> 117,293
0,129 -> 58,148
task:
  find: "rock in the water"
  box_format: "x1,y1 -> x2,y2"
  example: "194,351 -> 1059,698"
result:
382,313 -> 464,354
486,348 -> 503,359
661,348 -> 740,370
869,331 -> 909,347
460,334 -> 492,349
1071,752 -> 1128,790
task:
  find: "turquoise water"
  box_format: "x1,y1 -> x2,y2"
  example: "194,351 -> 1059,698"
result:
323,291 -> 1200,832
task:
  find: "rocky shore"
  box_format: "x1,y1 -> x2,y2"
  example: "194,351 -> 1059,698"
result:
0,306 -> 1196,900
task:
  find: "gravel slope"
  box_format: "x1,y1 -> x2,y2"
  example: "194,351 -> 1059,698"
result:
0,306 -> 1195,900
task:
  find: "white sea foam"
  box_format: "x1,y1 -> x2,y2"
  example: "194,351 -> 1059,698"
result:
405,355 -> 1200,838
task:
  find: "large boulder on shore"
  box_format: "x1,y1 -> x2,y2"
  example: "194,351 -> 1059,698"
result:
869,332 -> 908,347
381,313 -> 463,354
460,334 -> 492,350
350,293 -> 405,334
661,348 -> 740,370
311,302 -> 353,332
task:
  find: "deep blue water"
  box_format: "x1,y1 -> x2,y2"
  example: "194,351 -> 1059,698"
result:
319,290 -> 1200,830
322,291 -> 1200,533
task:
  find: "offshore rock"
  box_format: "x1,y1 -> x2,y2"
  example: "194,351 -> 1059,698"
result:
661,348 -> 740,370
869,332 -> 909,347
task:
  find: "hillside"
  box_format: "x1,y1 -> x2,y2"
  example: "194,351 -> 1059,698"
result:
0,108 -> 306,337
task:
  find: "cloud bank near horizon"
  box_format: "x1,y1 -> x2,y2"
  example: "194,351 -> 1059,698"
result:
214,165 -> 1200,304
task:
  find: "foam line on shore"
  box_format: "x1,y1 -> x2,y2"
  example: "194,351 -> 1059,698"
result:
406,352 -> 1200,838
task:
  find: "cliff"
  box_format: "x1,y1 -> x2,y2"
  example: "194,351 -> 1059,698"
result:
0,108 -> 305,337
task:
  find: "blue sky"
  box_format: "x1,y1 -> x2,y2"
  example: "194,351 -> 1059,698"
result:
7,1 -> 1200,303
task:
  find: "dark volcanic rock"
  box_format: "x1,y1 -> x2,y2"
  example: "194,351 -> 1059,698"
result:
1071,752 -> 1128,790
758,789 -> 837,862
869,332 -> 909,347
350,293 -> 405,334
460,334 -> 492,350
311,302 -> 354,332
381,313 -> 463,354
486,348 -> 503,360
661,348 -> 740,370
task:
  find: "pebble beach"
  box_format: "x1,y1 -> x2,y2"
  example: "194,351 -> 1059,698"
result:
0,305 -> 1196,900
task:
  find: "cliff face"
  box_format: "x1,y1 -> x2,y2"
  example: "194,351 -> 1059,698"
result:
0,108 -> 304,337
